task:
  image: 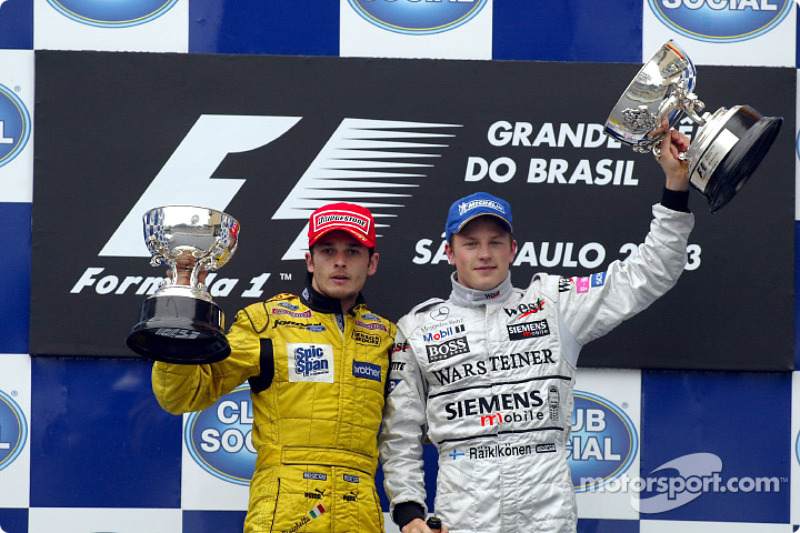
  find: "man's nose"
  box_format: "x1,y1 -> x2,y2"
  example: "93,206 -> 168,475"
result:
334,249 -> 349,265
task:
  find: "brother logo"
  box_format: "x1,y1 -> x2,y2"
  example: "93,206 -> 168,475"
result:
0,389 -> 28,472
569,391 -> 638,492
0,84 -> 31,169
185,385 -> 257,485
45,0 -> 180,28
352,360 -> 382,382
649,0 -> 792,42
348,0 -> 489,34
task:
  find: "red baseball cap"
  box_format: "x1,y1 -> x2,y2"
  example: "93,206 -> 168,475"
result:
308,202 -> 376,248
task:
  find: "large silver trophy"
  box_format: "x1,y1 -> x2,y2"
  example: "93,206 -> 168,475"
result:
126,205 -> 240,364
605,40 -> 782,213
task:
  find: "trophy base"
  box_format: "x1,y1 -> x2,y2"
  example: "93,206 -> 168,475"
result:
692,106 -> 782,213
126,295 -> 231,364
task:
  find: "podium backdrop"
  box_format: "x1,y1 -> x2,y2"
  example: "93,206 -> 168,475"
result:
31,51 -> 795,371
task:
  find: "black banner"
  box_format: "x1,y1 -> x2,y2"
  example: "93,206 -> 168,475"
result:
31,50 -> 795,370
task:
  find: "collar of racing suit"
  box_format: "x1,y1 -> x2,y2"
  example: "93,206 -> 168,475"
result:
301,273 -> 365,315
449,271 -> 513,307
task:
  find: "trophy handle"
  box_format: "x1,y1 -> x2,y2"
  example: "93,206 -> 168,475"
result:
648,79 -> 706,162
673,77 -> 706,125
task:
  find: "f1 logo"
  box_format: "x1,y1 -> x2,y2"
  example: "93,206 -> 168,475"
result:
100,115 -> 301,257
101,114 -> 459,260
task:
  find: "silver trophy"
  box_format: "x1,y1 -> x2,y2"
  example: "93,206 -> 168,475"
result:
126,205 -> 240,364
605,40 -> 782,212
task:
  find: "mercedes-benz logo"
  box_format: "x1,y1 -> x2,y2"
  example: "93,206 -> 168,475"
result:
430,306 -> 450,321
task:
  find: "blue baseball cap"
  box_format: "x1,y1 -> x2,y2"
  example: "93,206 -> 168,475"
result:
445,192 -> 513,242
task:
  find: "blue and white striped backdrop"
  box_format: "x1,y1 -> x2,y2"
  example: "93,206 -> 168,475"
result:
0,2 -> 798,532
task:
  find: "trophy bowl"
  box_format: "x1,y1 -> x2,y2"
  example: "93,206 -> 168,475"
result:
605,40 -> 782,213
126,205 -> 240,364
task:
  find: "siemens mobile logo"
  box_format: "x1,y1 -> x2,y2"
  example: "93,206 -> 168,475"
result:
0,84 -> 31,169
649,0 -> 792,42
45,0 -> 179,28
569,392 -> 638,492
0,389 -> 28,472
185,385 -> 256,485
348,0 -> 488,35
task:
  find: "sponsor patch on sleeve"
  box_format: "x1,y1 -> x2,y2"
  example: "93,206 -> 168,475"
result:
590,272 -> 606,287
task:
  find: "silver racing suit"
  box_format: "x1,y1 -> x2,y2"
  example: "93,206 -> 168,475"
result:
379,203 -> 694,533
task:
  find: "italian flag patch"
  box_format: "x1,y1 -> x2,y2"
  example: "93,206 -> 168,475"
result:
308,504 -> 326,520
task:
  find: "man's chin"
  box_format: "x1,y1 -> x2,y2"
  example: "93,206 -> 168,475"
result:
320,285 -> 357,301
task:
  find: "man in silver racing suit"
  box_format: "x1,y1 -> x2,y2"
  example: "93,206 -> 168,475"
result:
379,123 -> 694,533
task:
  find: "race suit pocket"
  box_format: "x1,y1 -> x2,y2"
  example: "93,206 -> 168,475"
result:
270,469 -> 333,533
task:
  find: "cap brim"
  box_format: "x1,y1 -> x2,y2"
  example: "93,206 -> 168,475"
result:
456,212 -> 513,235
309,227 -> 376,248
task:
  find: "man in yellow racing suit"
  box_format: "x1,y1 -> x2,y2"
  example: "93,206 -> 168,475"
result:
151,202 -> 396,533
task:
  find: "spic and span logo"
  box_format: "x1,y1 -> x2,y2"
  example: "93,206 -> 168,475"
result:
348,0 -> 488,34
569,392 -> 638,493
0,389 -> 28,472
0,83 -> 31,169
185,385 -> 256,485
649,0 -> 793,42
45,0 -> 179,28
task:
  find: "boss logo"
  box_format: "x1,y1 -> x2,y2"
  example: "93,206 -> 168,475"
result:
425,336 -> 470,363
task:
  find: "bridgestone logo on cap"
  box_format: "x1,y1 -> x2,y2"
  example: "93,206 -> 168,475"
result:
313,212 -> 370,232
459,200 -> 506,215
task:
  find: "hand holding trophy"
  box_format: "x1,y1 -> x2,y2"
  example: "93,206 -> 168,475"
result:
126,205 -> 240,364
605,40 -> 782,212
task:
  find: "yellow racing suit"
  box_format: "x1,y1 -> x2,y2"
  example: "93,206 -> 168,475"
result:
152,283 -> 396,533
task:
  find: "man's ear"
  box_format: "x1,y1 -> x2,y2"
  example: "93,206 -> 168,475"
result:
367,251 -> 379,276
509,238 -> 518,264
445,241 -> 455,266
305,250 -> 314,274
